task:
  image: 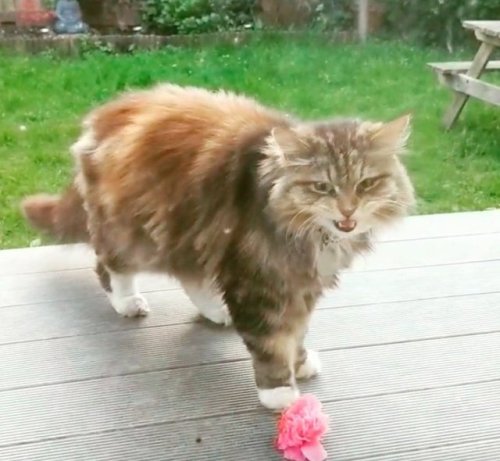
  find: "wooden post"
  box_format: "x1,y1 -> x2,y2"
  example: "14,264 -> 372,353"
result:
0,0 -> 16,13
358,0 -> 369,42
442,41 -> 494,129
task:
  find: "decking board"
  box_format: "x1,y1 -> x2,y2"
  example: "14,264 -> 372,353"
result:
2,294 -> 500,391
2,333 -> 500,446
2,257 -> 500,309
1,291 -> 500,346
2,382 -> 500,460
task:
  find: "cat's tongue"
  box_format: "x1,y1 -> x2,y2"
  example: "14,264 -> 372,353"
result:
335,219 -> 357,232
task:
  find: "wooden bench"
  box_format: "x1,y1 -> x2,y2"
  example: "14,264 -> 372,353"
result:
429,60 -> 500,110
428,60 -> 500,74
428,21 -> 500,130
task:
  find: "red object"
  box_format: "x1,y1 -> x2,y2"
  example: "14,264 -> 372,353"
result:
16,0 -> 55,27
276,394 -> 330,461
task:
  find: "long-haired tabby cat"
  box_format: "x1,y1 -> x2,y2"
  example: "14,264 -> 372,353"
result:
22,84 -> 415,410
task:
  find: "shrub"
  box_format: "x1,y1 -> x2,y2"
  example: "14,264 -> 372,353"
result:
312,0 -> 355,32
142,0 -> 257,34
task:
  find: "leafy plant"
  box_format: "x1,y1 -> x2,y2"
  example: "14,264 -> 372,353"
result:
311,0 -> 355,32
142,0 -> 257,34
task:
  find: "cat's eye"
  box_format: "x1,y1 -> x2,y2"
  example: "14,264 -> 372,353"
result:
311,182 -> 333,194
357,176 -> 380,192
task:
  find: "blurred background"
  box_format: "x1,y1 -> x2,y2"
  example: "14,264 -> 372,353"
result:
0,1 -> 499,50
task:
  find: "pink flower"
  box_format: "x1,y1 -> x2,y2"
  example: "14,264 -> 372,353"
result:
276,394 -> 329,461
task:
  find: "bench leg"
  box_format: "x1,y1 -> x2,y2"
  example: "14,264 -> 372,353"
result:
443,41 -> 495,130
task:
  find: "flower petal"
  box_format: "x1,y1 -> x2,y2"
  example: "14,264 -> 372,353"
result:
301,442 -> 328,461
283,446 -> 307,461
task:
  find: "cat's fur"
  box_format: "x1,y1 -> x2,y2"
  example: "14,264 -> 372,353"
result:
22,84 -> 415,410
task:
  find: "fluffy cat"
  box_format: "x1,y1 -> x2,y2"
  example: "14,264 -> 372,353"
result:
22,84 -> 415,410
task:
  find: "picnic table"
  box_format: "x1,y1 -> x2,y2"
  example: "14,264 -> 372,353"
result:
429,20 -> 500,130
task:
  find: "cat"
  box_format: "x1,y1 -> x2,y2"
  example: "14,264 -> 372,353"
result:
22,83 -> 415,410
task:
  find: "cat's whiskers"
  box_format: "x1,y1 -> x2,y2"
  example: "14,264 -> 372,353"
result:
288,214 -> 315,247
295,215 -> 316,242
381,198 -> 407,207
284,210 -> 315,247
372,208 -> 403,221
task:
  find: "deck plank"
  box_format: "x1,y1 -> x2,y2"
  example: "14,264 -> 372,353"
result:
1,289 -> 499,345
2,333 -> 500,446
351,231 -> 500,271
1,381 -> 500,460
2,292 -> 500,390
1,256 -> 500,308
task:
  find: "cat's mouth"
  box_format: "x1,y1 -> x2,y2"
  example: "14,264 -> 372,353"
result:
334,219 -> 357,233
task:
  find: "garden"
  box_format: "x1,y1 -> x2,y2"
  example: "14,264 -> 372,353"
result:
0,0 -> 499,248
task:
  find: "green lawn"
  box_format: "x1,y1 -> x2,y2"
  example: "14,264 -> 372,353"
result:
1,37 -> 499,249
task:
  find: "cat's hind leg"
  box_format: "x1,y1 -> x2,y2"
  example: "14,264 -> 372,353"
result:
96,261 -> 150,317
180,278 -> 232,326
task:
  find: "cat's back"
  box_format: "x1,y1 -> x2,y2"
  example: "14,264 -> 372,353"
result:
72,84 -> 285,219
86,83 -> 283,150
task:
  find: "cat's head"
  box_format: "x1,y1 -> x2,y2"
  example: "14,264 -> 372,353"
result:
261,115 -> 415,239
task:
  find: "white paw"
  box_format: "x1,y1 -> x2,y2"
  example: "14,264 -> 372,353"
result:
296,349 -> 322,380
202,305 -> 232,326
181,280 -> 232,326
109,293 -> 150,317
258,386 -> 300,410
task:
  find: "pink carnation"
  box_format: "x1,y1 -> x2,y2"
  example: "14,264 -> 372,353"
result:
276,394 -> 329,461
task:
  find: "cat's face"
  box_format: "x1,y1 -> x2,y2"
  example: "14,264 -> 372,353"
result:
263,115 -> 415,239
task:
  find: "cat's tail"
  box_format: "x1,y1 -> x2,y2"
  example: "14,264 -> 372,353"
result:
21,182 -> 90,243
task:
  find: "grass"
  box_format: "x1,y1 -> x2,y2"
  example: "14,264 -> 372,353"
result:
1,37 -> 499,249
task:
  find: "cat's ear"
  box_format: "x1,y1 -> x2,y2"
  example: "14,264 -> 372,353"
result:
365,114 -> 411,155
267,126 -> 313,167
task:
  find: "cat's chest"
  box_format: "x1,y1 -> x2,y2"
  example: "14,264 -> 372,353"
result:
316,235 -> 356,282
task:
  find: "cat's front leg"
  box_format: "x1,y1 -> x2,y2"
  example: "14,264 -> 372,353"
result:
294,308 -> 322,380
295,346 -> 322,380
225,292 -> 301,410
96,261 -> 150,317
243,331 -> 300,410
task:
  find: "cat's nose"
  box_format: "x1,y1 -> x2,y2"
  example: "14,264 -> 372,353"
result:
338,205 -> 356,218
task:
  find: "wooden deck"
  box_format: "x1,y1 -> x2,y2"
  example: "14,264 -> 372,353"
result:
1,210 -> 500,460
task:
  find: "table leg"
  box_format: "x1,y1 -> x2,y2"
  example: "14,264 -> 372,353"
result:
443,41 -> 495,130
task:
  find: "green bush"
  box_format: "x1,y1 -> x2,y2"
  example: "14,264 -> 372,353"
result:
382,0 -> 500,50
142,0 -> 257,34
311,0 -> 355,32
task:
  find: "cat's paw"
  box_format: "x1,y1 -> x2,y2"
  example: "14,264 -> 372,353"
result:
109,294 -> 150,317
258,386 -> 300,410
201,305 -> 232,326
296,349 -> 322,380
